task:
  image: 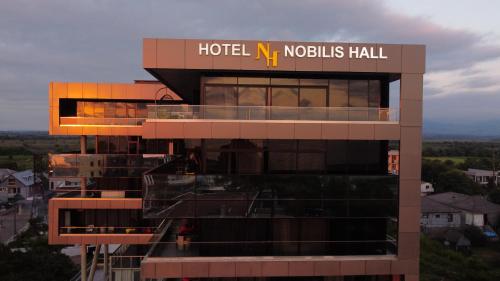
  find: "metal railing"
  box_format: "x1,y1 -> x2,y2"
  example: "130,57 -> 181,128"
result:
60,226 -> 157,234
110,255 -> 144,269
48,154 -> 167,178
147,105 -> 399,122
60,117 -> 146,126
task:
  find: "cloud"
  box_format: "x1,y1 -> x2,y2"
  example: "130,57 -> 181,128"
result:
0,0 -> 499,129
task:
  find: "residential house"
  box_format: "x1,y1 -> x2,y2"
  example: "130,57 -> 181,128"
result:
0,169 -> 38,200
421,192 -> 500,230
465,168 -> 499,185
421,181 -> 434,196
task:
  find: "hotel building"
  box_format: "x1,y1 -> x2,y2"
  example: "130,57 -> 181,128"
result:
48,39 -> 425,281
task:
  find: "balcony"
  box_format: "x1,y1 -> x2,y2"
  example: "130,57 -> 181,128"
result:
60,226 -> 156,235
147,105 -> 399,122
48,154 -> 167,178
142,174 -> 399,219
60,117 -> 145,126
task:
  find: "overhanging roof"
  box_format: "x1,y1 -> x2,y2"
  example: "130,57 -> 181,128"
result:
143,38 -> 425,103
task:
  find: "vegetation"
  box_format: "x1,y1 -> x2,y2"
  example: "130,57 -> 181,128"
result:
423,141 -> 500,171
0,218 -> 77,281
421,236 -> 500,281
421,159 -> 485,194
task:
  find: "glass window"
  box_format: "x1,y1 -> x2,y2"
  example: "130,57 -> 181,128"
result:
94,102 -> 104,118
329,80 -> 348,107
126,103 -> 136,118
205,151 -> 227,173
271,87 -> 298,119
118,137 -> 127,154
238,87 -> 267,106
77,102 -> 85,117
348,141 -> 382,173
205,139 -> 232,151
300,88 -> 327,107
368,80 -> 381,107
349,80 -> 369,107
268,140 -> 296,151
137,103 -> 148,118
297,153 -> 325,171
300,79 -> 328,86
269,152 -> 296,173
104,102 -> 114,118
115,103 -> 126,118
83,102 -> 94,117
205,86 -> 237,106
300,88 -> 327,120
238,87 -> 267,119
271,78 -> 299,86
205,86 -> 237,119
107,137 -> 119,154
97,136 -> 108,153
238,77 -> 270,85
298,140 -> 325,152
326,141 -> 348,173
237,152 -> 263,174
204,76 -> 237,84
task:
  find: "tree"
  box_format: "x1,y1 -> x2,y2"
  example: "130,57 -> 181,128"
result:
488,189 -> 500,205
422,159 -> 483,195
463,225 -> 488,247
420,235 -> 500,281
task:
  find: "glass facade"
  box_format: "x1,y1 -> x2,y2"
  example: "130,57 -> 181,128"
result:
142,139 -> 398,257
202,76 -> 385,109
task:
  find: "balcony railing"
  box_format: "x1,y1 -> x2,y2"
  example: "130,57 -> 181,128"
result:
48,154 -> 167,178
53,188 -> 142,198
60,226 -> 157,234
60,117 -> 145,126
142,174 -> 399,219
147,105 -> 399,122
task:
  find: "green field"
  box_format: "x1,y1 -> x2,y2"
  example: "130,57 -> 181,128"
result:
424,156 -> 468,164
0,155 -> 33,170
0,134 -> 82,170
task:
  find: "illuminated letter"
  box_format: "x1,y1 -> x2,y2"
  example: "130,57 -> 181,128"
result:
307,46 -> 317,57
349,46 -> 359,58
256,42 -> 279,67
379,47 -> 387,59
284,45 -> 294,57
295,45 -> 306,58
360,47 -> 369,58
242,44 -> 251,56
335,46 -> 344,58
199,43 -> 209,55
210,44 -> 221,56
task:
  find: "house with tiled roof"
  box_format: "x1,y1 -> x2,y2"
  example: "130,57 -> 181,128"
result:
0,169 -> 39,201
421,192 -> 500,230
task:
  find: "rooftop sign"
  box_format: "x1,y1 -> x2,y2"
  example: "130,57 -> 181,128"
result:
198,42 -> 387,67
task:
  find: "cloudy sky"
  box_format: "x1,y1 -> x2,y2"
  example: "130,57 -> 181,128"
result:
1,0 -> 500,131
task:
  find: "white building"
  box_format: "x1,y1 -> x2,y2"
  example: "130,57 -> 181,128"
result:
465,168 -> 499,185
421,181 -> 434,196
0,169 -> 39,200
421,192 -> 500,229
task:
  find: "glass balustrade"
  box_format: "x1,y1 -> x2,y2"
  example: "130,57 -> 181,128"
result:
147,105 -> 399,121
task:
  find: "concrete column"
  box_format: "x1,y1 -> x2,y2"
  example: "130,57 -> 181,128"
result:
80,135 -> 87,154
104,244 -> 109,279
168,140 -> 174,155
81,244 -> 87,281
88,244 -> 101,281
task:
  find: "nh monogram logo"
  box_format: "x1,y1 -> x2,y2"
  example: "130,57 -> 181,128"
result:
256,42 -> 279,67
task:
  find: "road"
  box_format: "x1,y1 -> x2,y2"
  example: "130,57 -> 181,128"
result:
0,200 -> 34,244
